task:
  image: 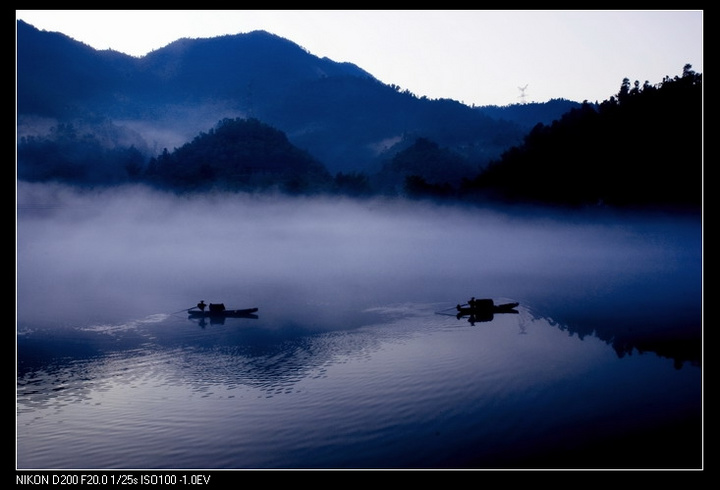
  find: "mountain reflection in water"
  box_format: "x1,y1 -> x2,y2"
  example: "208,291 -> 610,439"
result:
17,298 -> 701,469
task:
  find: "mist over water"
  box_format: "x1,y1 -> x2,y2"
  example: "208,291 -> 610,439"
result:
17,181 -> 700,331
16,182 -> 702,469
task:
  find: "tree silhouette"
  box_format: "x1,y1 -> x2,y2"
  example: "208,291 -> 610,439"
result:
144,117 -> 333,193
461,66 -> 702,211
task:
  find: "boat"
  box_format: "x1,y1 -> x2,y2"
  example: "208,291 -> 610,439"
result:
188,302 -> 259,318
454,298 -> 519,325
456,299 -> 519,316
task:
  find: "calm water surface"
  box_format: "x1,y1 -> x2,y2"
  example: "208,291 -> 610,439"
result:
16,184 -> 702,470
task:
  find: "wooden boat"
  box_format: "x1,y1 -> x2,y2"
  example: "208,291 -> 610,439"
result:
453,298 -> 519,324
188,307 -> 259,318
456,299 -> 519,316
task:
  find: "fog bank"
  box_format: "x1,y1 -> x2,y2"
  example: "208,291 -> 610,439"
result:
17,182 -> 701,329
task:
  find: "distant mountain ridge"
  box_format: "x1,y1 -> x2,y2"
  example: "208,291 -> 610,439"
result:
16,20 -> 578,175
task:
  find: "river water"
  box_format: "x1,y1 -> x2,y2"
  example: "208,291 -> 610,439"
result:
16,183 -> 703,470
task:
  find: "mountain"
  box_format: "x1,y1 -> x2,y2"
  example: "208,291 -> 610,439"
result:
16,21 -> 701,211
476,98 -> 590,131
16,20 -> 539,175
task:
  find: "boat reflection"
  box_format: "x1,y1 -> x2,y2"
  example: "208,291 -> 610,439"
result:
192,313 -> 259,327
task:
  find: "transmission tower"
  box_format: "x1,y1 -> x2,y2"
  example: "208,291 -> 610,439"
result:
518,84 -> 528,104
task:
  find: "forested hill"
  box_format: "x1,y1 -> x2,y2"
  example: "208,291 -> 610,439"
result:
457,65 -> 702,211
144,118 -> 333,194
476,99 -> 585,131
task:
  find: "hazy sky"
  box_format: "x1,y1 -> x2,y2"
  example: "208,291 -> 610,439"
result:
16,10 -> 703,107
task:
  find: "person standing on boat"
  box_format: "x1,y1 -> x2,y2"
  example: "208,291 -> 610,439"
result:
197,300 -> 206,311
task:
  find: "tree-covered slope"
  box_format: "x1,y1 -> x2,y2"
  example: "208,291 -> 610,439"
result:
461,65 -> 702,211
145,118 -> 333,193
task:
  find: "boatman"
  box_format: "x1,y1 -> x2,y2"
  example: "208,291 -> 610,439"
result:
197,300 -> 206,311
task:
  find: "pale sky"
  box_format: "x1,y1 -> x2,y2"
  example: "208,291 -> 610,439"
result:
16,10 -> 703,107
